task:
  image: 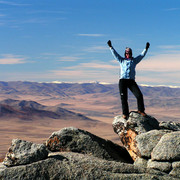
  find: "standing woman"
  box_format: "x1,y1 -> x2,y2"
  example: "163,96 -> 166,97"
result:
107,40 -> 150,119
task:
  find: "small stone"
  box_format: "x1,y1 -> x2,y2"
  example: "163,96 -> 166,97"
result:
134,157 -> 148,167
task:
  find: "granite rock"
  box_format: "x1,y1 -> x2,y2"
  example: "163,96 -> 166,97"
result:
159,121 -> 180,131
112,112 -> 159,160
151,131 -> 180,161
135,130 -> 171,158
0,152 -> 177,180
46,127 -> 133,163
147,159 -> 172,173
3,139 -> 48,167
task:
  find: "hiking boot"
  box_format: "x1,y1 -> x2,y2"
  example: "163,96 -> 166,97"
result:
138,111 -> 147,117
122,114 -> 129,120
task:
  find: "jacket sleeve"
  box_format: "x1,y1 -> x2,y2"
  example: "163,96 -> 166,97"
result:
110,47 -> 124,63
134,48 -> 148,64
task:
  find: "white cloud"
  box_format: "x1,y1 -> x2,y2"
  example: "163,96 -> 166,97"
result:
0,54 -> 27,64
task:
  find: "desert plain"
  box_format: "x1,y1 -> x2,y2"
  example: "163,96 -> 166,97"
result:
0,82 -> 180,160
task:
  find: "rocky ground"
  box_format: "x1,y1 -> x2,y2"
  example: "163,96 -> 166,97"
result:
0,112 -> 180,179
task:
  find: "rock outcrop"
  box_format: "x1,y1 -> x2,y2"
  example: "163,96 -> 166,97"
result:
113,111 -> 180,177
112,112 -> 160,160
1,118 -> 180,179
46,127 -> 133,163
0,152 -> 177,179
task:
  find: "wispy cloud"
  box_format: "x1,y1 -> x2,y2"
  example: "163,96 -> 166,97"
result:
17,18 -> 48,24
164,8 -> 180,11
77,34 -> 105,37
0,13 -> 6,17
50,69 -> 117,82
58,56 -> 82,62
158,45 -> 180,49
0,1 -> 30,6
84,46 -> 108,53
65,62 -> 118,70
0,54 -> 27,64
27,10 -> 66,14
50,61 -> 119,82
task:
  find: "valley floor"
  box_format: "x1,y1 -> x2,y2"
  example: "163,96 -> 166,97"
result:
0,93 -> 180,159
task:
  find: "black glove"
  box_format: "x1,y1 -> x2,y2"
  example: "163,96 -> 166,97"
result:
146,42 -> 150,50
107,40 -> 112,48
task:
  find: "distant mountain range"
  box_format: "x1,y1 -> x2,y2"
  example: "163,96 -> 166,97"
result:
0,81 -> 180,122
0,99 -> 96,121
0,81 -> 180,98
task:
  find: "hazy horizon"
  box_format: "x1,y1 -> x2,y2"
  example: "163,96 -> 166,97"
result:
0,0 -> 180,86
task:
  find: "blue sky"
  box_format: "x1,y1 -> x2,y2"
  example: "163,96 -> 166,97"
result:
0,0 -> 180,86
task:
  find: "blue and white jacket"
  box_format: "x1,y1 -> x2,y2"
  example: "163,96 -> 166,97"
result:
110,47 -> 148,80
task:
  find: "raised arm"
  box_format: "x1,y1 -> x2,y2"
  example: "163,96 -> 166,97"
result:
134,42 -> 150,64
107,40 -> 124,63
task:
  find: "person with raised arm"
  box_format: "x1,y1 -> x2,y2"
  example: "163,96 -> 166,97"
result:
107,40 -> 150,119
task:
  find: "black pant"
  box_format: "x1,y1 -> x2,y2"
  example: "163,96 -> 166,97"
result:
119,79 -> 145,116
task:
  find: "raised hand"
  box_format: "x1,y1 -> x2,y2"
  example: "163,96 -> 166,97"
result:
146,42 -> 150,50
107,40 -> 112,48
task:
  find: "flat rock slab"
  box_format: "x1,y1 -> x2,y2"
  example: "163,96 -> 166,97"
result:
3,139 -> 48,167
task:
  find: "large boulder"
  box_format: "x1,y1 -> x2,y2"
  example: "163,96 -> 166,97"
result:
46,127 -> 133,163
135,130 -> 171,158
151,131 -> 180,161
112,112 -> 159,160
3,139 -> 48,167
